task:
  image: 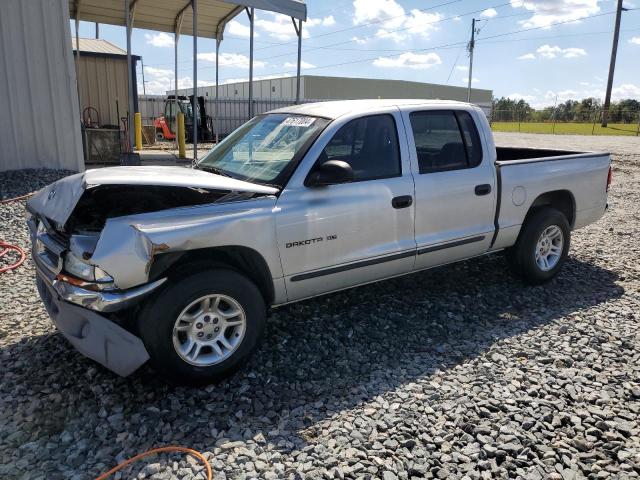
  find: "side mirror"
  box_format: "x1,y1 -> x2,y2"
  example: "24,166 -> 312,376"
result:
307,160 -> 354,187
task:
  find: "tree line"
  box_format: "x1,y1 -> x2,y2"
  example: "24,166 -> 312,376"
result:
491,97 -> 640,123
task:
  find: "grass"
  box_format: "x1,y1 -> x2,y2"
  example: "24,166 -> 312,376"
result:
491,121 -> 639,136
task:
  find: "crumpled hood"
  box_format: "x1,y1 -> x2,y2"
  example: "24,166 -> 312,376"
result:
27,165 -> 278,228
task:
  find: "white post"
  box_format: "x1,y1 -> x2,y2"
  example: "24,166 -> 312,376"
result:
248,8 -> 254,118
125,0 -> 135,152
192,0 -> 198,162
294,18 -> 302,104
174,30 -> 179,148
215,36 -> 220,143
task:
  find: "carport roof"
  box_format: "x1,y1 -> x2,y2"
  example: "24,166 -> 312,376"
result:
68,0 -> 307,38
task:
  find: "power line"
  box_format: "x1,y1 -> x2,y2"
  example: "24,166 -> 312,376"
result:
253,0 -> 464,52
206,7 -> 636,79
143,8 -> 639,80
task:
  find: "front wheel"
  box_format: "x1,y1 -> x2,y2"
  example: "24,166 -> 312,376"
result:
138,268 -> 266,385
506,207 -> 570,285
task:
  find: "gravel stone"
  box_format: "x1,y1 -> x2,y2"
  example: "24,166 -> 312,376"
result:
1,133 -> 640,479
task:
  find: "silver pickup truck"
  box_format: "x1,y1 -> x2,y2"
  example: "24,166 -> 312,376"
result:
27,100 -> 611,384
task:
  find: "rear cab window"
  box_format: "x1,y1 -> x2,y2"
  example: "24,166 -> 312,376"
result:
409,110 -> 483,174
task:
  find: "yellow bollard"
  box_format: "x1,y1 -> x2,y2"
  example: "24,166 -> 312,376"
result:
134,112 -> 142,151
177,112 -> 186,159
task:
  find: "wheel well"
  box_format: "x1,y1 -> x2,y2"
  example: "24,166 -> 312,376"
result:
525,190 -> 575,228
149,246 -> 275,305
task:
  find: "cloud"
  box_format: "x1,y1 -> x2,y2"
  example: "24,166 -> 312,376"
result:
612,83 -> 640,99
284,61 -> 316,69
519,45 -> 587,59
351,36 -> 367,45
507,93 -> 537,102
481,8 -> 498,18
227,20 -> 253,38
145,32 -> 174,48
629,36 -> 640,45
256,12 -> 310,40
373,52 -> 442,69
456,65 -> 468,71
510,0 -> 600,28
352,0 -> 443,43
460,77 -> 479,84
255,13 -> 335,40
142,66 -> 192,95
197,52 -> 266,69
538,44 -> 586,58
322,15 -> 336,26
452,16 -> 462,21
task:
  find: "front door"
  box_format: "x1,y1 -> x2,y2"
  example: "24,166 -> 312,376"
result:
276,111 -> 416,301
402,108 -> 496,270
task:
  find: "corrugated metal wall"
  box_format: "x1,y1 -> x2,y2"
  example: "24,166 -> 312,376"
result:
0,0 -> 83,172
175,76 -> 304,100
138,96 -> 326,137
76,55 -> 129,127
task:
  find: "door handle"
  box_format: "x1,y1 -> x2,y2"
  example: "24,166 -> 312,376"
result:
392,195 -> 413,209
474,184 -> 491,196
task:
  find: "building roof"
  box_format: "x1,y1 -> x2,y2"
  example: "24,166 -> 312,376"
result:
69,0 -> 306,39
270,99 -> 478,120
71,38 -> 126,55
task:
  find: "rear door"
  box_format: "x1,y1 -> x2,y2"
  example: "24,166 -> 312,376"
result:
275,109 -> 416,301
402,108 -> 496,270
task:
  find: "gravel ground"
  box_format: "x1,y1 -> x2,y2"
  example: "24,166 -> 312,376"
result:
1,134 -> 639,480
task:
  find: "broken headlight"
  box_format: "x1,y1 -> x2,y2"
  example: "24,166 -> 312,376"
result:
64,251 -> 113,283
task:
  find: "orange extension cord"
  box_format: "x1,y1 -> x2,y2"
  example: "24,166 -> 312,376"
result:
0,193 -> 33,273
94,446 -> 213,480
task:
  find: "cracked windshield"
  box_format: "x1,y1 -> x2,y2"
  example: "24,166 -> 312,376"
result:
198,113 -> 329,185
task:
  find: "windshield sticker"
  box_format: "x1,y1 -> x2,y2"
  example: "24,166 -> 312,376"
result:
282,116 -> 316,127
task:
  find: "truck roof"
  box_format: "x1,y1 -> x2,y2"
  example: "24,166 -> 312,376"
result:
269,99 -> 474,120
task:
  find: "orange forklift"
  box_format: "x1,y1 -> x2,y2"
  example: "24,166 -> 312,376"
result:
154,95 -> 214,142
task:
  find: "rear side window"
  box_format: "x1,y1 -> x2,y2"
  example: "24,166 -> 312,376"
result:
410,110 -> 483,174
319,114 -> 401,181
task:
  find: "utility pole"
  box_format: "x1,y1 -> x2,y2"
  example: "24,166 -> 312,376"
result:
467,18 -> 477,103
602,0 -> 626,127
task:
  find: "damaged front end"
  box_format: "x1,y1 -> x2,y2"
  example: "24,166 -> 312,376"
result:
27,165 -> 278,375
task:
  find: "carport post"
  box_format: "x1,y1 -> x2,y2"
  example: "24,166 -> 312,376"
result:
293,18 -> 302,104
215,36 -> 221,143
125,0 -> 135,152
74,18 -> 82,118
247,7 -> 254,118
175,8 -> 185,152
192,0 -> 198,162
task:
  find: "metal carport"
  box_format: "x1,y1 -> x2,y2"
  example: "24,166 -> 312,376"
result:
68,0 -> 307,159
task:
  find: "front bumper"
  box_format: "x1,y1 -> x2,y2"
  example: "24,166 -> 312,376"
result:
36,272 -> 150,376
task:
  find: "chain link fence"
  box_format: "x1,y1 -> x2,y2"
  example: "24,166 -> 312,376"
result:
138,96 -> 324,140
490,108 -> 640,136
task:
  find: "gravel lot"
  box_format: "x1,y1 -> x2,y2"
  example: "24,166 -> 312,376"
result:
1,133 -> 639,480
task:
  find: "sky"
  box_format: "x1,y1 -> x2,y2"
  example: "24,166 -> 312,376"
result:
73,0 -> 640,108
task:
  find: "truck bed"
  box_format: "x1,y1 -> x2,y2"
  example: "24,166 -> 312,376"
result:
496,146 -> 590,162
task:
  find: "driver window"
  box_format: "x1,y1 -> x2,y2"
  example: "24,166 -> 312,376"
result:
320,114 -> 401,182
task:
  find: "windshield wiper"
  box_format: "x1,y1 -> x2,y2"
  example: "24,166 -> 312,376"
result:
197,165 -> 234,178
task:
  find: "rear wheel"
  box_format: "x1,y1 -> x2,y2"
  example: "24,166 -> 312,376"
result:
138,268 -> 266,385
506,207 -> 570,285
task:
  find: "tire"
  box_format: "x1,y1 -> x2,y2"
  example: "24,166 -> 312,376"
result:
506,207 -> 570,285
138,268 -> 266,385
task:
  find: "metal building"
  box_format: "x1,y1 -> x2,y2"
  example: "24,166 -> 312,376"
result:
181,75 -> 493,111
171,75 -> 493,136
72,38 -> 140,127
0,0 -> 83,172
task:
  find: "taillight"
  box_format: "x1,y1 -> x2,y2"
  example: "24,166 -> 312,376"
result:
606,166 -> 612,192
